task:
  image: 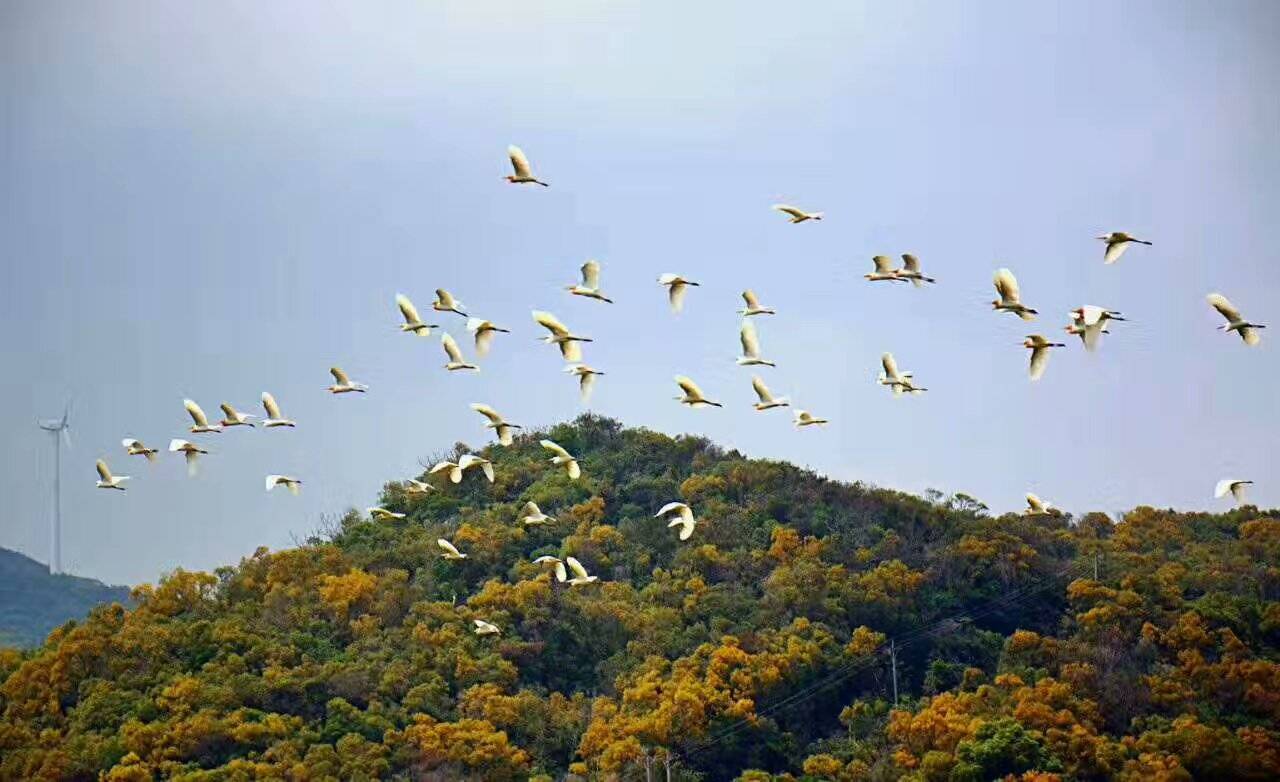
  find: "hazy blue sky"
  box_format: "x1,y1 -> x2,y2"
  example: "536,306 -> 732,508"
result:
2,1 -> 1276,586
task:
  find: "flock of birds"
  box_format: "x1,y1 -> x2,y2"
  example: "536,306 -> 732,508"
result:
90,145 -> 1266,634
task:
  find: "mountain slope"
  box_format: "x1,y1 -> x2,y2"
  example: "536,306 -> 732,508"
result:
0,415 -> 1275,781
0,547 -> 131,648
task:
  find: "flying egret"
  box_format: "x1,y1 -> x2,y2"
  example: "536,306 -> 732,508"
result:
540,439 -> 581,479
168,439 -> 208,477
219,403 -> 256,428
367,506 -> 405,520
1022,335 -> 1066,381
1097,231 -> 1152,264
1023,493 -> 1053,517
429,460 -> 463,484
1215,479 -> 1253,505
265,475 -> 302,495
750,376 -> 790,411
1067,306 -> 1125,352
533,555 -> 568,582
739,289 -> 776,316
183,399 -> 223,434
121,438 -> 157,462
674,376 -> 722,407
567,260 -> 613,303
772,204 -> 823,223
992,268 -> 1037,320
878,353 -> 926,395
442,333 -> 479,372
519,501 -> 555,526
793,410 -> 829,427
327,366 -> 368,394
899,254 -> 936,286
564,364 -> 605,402
473,618 -> 501,635
437,538 -> 468,559
655,501 -> 697,541
533,310 -> 593,362
564,556 -> 599,585
471,403 -> 521,446
459,453 -> 496,483
1207,293 -> 1265,346
505,145 -> 548,186
95,459 -> 129,490
404,478 -> 435,495
396,293 -> 437,337
260,392 -> 296,427
866,256 -> 906,283
737,320 -> 776,367
657,273 -> 700,313
465,317 -> 510,357
433,289 -> 468,317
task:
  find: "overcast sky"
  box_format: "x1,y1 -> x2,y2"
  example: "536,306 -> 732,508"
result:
2,1 -> 1276,586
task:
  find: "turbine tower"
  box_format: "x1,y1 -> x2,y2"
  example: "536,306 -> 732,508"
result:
37,401 -> 72,575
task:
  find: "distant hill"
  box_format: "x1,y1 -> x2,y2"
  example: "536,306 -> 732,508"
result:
0,547 -> 131,648
0,416 -> 1276,780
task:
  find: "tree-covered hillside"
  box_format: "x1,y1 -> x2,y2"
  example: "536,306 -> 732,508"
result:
0,547 -> 130,649
0,415 -> 1276,780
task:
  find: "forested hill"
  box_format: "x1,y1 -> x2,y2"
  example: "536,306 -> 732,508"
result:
1,415 -> 1276,781
0,547 -> 130,649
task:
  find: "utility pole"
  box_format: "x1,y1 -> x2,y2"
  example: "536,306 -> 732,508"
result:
889,638 -> 899,706
37,402 -> 72,575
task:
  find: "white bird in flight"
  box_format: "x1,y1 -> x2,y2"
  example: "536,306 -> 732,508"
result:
260,392 -> 296,428
566,260 -> 613,303
168,439 -> 208,477
121,438 -> 158,462
404,478 -> 435,495
1066,306 -> 1125,352
465,318 -> 510,357
473,618 -> 501,635
564,556 -> 599,585
541,439 -> 581,479
438,538 -> 468,559
878,353 -> 926,395
772,204 -> 823,223
674,376 -> 722,408
898,254 -> 936,286
736,320 -> 776,367
655,501 -> 698,541
793,410 -> 829,427
459,453 -> 495,483
1022,335 -> 1066,381
533,555 -> 568,582
564,364 -> 605,402
429,460 -> 463,484
1097,231 -> 1152,264
327,366 -> 368,394
265,475 -> 302,495
1207,293 -> 1265,346
471,403 -> 522,446
184,399 -> 223,434
866,256 -> 907,283
219,403 -> 256,428
1214,478 -> 1253,505
367,506 -> 405,521
1023,493 -> 1053,517
533,310 -> 593,363
992,268 -> 1037,320
505,145 -> 548,187
739,289 -> 775,316
750,376 -> 790,411
519,501 -> 555,526
657,273 -> 700,313
442,333 -> 479,372
433,289 -> 468,317
396,293 -> 437,337
95,459 -> 129,491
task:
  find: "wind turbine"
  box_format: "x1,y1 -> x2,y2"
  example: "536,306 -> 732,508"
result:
37,400 -> 72,575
